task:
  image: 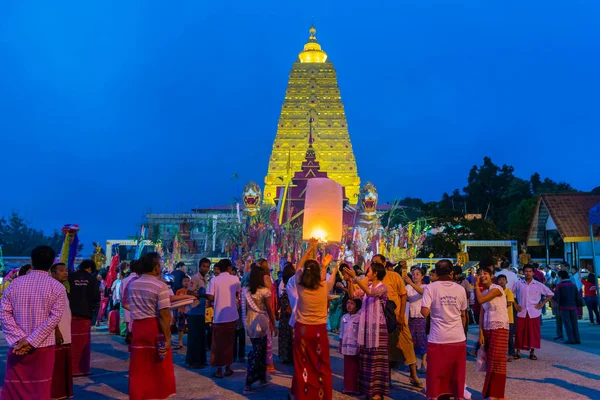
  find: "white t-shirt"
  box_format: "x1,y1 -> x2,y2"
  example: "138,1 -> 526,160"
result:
286,275 -> 299,328
482,284 -> 509,330
57,290 -> 72,344
207,273 -> 241,324
495,269 -> 518,291
421,280 -> 468,344
406,284 -> 427,319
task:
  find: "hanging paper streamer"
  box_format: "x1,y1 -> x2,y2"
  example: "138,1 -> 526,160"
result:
59,224 -> 80,272
170,235 -> 181,266
105,252 -> 120,292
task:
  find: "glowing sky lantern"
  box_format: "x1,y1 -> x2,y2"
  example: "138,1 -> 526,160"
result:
303,178 -> 343,242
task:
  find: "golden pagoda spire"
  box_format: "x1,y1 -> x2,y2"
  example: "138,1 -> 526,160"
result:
298,25 -> 328,63
264,26 -> 360,205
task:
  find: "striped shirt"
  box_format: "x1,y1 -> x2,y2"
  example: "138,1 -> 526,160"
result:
127,274 -> 170,321
0,270 -> 67,348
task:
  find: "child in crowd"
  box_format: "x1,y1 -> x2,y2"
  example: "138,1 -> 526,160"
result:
338,298 -> 362,395
497,274 -> 517,360
205,301 -> 214,351
174,276 -> 190,350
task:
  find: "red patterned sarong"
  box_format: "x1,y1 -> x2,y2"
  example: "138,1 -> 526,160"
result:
129,318 -> 176,400
426,341 -> 466,399
1,346 -> 55,400
515,315 -> 541,350
210,320 -> 237,367
51,344 -> 73,400
71,317 -> 91,376
292,322 -> 332,400
483,329 -> 509,399
343,355 -> 359,393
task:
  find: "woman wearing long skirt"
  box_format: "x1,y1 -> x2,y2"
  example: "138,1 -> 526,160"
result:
404,267 -> 428,373
475,267 -> 510,400
346,263 -> 390,400
292,240 -> 338,400
127,253 -> 178,400
242,267 -> 278,394
278,263 -> 295,364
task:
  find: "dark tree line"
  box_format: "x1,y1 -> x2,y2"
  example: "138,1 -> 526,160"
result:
0,212 -> 83,256
383,157 -> 577,258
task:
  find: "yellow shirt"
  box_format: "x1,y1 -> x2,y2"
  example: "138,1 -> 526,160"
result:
505,288 -> 515,324
296,283 -> 329,325
205,306 -> 214,324
385,271 -> 406,317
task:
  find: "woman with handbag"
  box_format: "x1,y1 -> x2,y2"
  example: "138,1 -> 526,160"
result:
346,263 -> 390,400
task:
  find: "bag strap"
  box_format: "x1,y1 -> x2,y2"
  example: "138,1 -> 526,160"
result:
244,289 -> 267,315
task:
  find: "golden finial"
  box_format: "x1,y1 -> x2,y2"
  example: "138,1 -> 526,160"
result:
299,24 -> 327,63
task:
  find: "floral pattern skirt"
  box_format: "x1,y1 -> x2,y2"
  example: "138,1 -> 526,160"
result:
246,336 -> 267,386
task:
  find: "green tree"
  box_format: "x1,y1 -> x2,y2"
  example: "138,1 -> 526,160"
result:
530,173 -> 575,194
0,212 -> 79,256
508,198 -> 538,243
463,157 -> 517,228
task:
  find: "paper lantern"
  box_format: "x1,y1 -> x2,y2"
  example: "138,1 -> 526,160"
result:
303,178 -> 343,242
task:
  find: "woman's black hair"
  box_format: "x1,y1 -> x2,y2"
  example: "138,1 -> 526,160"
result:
453,264 -> 463,278
282,263 -> 295,285
249,266 -> 266,294
588,272 -> 597,284
370,262 -> 387,281
477,266 -> 494,276
18,264 -> 32,277
299,259 -> 322,290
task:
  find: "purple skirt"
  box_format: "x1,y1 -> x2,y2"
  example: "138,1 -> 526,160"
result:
409,317 -> 427,357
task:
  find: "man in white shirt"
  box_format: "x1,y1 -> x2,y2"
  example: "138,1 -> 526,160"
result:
206,259 -> 241,378
494,261 -> 518,291
513,264 -> 553,360
421,259 -> 468,400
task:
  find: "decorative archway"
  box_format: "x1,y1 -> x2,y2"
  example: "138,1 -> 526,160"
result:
460,240 -> 518,267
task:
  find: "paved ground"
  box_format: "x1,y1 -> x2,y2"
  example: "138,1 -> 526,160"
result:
1,316 -> 600,399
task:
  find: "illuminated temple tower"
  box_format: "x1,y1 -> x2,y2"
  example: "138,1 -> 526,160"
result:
263,26 -> 360,205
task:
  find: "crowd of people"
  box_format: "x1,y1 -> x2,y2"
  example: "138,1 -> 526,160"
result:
0,242 -> 597,400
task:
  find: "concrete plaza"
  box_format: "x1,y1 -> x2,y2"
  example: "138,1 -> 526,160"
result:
1,317 -> 599,399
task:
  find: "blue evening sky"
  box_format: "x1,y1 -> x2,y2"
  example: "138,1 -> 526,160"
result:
1,1 -> 598,249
